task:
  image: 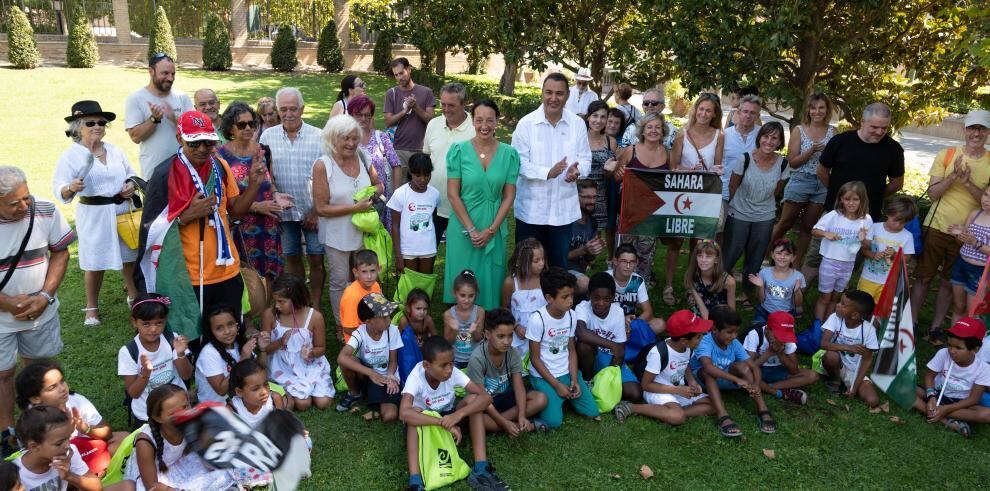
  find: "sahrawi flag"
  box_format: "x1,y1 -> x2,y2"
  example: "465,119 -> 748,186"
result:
618,169 -> 722,239
869,248 -> 916,410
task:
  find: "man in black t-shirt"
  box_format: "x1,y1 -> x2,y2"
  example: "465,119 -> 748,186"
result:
802,103 -> 905,282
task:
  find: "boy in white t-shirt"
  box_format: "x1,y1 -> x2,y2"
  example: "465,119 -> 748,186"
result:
744,312 -> 819,405
400,336 -> 507,491
336,293 -> 404,421
528,268 -> 602,430
820,290 -> 881,408
913,317 -> 990,437
12,406 -> 105,491
613,310 -> 714,426
858,197 -> 917,301
575,272 -> 640,401
387,153 -> 441,275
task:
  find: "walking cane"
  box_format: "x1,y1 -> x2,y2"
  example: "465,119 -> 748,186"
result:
199,216 -> 206,317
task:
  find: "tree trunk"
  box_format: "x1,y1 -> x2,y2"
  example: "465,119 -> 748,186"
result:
791,26 -> 822,128
419,48 -> 434,73
435,50 -> 446,77
500,59 -> 519,96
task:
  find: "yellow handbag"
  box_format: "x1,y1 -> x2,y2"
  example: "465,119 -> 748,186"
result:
116,200 -> 142,249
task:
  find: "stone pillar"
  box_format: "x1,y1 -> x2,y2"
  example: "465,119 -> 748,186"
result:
111,0 -> 131,45
230,0 -> 248,48
334,0 -> 350,48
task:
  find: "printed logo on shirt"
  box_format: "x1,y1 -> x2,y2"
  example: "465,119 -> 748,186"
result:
362,344 -> 389,371
28,477 -> 62,491
424,393 -> 454,411
484,374 -> 510,395
148,362 -> 176,392
665,359 -> 690,385
767,283 -> 788,299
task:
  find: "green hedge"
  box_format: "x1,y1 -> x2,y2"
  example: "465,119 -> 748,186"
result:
411,72 -> 541,122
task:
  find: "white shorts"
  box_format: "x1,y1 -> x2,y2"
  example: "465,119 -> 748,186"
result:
644,390 -> 708,407
819,257 -> 855,293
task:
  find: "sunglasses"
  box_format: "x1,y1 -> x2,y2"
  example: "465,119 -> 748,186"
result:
84,120 -> 108,127
149,52 -> 172,65
235,121 -> 258,129
642,101 -> 665,107
187,140 -> 217,149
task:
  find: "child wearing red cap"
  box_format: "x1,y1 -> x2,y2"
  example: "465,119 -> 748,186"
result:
613,310 -> 714,426
912,317 -> 990,438
743,311 -> 819,405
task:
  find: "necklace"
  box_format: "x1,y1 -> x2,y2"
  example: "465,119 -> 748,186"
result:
475,139 -> 496,160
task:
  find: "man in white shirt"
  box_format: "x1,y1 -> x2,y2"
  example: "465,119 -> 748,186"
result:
620,88 -> 676,149
124,53 -> 194,179
721,95 -> 762,204
512,73 -> 592,268
565,67 -> 599,118
422,82 -> 475,244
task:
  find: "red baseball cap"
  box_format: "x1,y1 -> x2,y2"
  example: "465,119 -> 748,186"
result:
767,311 -> 797,344
948,317 -> 987,340
667,310 -> 713,337
177,110 -> 219,142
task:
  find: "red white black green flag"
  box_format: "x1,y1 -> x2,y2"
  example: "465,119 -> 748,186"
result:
870,248 -> 916,410
618,169 -> 722,239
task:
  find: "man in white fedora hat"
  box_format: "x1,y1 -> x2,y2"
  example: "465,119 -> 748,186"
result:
565,67 -> 599,118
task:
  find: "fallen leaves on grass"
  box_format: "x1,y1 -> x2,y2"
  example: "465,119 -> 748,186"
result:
640,465 -> 654,479
880,402 -> 890,413
844,404 -> 851,412
762,449 -> 776,459
826,399 -> 837,406
349,406 -> 361,415
611,474 -> 622,480
889,416 -> 906,425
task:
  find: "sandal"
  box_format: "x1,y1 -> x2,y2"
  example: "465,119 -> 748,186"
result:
531,418 -> 550,433
716,415 -> 743,438
82,307 -> 100,327
662,286 -> 676,306
945,417 -> 971,438
757,411 -> 777,434
613,401 -> 633,423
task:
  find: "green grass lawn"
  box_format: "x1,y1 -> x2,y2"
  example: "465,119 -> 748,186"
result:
2,66 -> 988,489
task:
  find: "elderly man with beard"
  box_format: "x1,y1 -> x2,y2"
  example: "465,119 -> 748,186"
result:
125,53 -> 194,179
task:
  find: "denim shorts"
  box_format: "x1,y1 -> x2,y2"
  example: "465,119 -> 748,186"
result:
760,365 -> 792,384
950,257 -> 984,295
280,221 -> 323,256
783,172 -> 827,204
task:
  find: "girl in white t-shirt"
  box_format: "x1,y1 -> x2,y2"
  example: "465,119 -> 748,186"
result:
12,405 -> 108,491
387,153 -> 441,274
15,360 -> 128,476
228,358 -> 292,427
812,181 -> 872,322
196,305 -> 259,404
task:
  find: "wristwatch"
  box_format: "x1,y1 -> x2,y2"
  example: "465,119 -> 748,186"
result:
150,115 -> 162,124
36,291 -> 55,305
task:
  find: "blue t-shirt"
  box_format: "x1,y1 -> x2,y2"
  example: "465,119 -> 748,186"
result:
691,332 -> 749,373
758,267 -> 805,313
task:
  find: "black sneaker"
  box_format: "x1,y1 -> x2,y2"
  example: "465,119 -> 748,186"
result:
0,429 -> 16,459
469,465 -> 510,491
335,392 -> 361,412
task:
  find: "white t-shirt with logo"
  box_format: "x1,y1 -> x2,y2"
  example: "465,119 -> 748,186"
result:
645,341 -> 693,388
195,343 -> 242,403
402,361 -> 471,412
117,334 -> 188,421
822,314 -> 879,376
861,222 -> 915,284
346,325 -> 403,376
386,183 -> 441,256
743,327 -> 798,367
814,210 -> 873,262
14,444 -> 89,491
526,307 -> 575,379
574,300 -> 626,355
927,348 -> 990,400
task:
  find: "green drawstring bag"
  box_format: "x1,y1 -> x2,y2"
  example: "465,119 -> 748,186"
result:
391,269 -> 440,324
335,365 -> 349,393
454,367 -> 469,399
100,424 -> 147,485
811,349 -> 827,375
418,410 -> 470,490
363,225 -> 393,276
591,365 -> 622,412
352,186 -> 381,233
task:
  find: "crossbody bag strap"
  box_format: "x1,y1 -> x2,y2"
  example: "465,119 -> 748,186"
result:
0,200 -> 35,292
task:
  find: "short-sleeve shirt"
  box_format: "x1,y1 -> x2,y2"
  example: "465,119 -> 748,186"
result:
195,343 -> 241,403
346,324 -> 403,376
124,87 -> 194,178
645,341 -> 693,387
814,210 -> 873,262
567,218 -> 597,272
383,84 -> 436,152
65,393 -> 103,439
574,300 -> 626,355
978,335 -> 990,365
721,125 -> 760,201
259,123 -> 323,222
14,444 -> 89,491
467,341 -> 523,396
386,183 -> 440,256
117,334 -> 187,422
690,332 -> 749,372
339,281 -> 382,335
743,326 -> 798,367
924,147 -> 990,233
608,270 -> 648,317
0,200 -> 75,333
757,267 -> 805,313
174,157 -> 242,285
403,361 -> 470,412
525,307 -> 575,379
729,153 -> 784,222
422,113 -> 475,218
822,314 -> 879,376
820,130 -> 905,220
861,222 -> 915,284
927,347 -> 990,400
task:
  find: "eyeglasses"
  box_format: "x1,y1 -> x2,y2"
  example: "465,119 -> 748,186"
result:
355,82 -> 366,88
642,100 -> 665,107
187,140 -> 217,149
84,120 -> 108,127
235,121 -> 258,129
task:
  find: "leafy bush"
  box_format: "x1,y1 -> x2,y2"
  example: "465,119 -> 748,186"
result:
411,72 -> 542,122
372,31 -> 393,74
6,6 -> 41,69
147,6 -> 177,62
202,12 -> 231,71
316,19 -> 344,72
66,10 -> 99,68
270,26 -> 298,72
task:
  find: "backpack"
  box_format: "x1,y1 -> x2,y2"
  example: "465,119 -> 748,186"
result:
632,339 -> 692,383
743,325 -> 766,354
122,331 -> 176,425
741,152 -> 789,175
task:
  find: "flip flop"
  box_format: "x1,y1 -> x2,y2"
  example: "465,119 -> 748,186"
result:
716,415 -> 742,438
757,411 -> 777,434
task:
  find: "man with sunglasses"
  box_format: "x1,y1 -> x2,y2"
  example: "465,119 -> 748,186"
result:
620,88 -> 676,150
194,88 -> 223,143
125,53 -> 194,179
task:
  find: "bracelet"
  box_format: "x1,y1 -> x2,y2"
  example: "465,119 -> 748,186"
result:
466,226 -> 477,233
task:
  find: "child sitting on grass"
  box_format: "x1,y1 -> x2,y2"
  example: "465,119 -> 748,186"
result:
12,406 -> 103,491
743,311 -> 818,405
398,288 -> 436,347
467,308 -> 548,435
691,307 -> 775,437
819,289 -> 881,408
444,270 -> 484,370
748,239 -> 804,326
913,317 -> 990,438
614,310 -> 714,426
336,293 -> 404,421
610,244 -> 666,335
228,358 -> 292,427
575,271 -> 641,402
401,336 -> 507,491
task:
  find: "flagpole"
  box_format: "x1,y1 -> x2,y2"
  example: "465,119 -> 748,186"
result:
935,362 -> 954,409
199,217 -> 205,317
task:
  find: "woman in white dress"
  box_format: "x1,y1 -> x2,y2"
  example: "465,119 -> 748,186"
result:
53,101 -> 140,326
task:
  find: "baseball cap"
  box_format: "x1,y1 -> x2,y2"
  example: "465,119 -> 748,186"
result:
947,317 -> 987,340
177,110 -> 219,142
767,311 -> 798,344
667,310 -> 713,337
357,292 -> 400,322
964,110 -> 990,129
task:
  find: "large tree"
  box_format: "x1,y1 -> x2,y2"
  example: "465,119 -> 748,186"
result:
464,0 -> 553,95
394,0 -> 467,76
654,0 -> 990,127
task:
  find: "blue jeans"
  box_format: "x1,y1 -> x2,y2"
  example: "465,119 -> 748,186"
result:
722,216 -> 775,296
280,221 -> 323,256
515,219 -> 572,269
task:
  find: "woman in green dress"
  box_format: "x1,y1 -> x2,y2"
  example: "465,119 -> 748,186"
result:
445,100 -> 520,309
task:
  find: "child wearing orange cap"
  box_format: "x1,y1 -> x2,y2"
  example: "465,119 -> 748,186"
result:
743,311 -> 819,405
913,317 -> 990,438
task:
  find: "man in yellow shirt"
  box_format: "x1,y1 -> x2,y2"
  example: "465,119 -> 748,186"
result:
422,82 -> 475,245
